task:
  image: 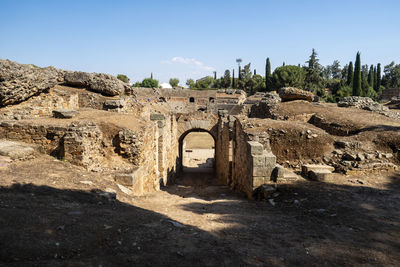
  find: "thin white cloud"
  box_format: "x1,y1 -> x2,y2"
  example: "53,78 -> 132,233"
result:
161,56 -> 215,72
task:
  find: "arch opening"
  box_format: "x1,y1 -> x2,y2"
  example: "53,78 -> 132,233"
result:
177,129 -> 217,185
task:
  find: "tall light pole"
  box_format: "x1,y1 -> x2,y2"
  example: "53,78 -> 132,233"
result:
236,58 -> 242,81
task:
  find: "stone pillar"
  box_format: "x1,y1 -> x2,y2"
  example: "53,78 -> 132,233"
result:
247,141 -> 276,190
150,113 -> 166,187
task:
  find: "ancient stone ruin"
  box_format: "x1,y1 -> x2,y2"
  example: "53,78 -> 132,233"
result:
1,59 -> 400,199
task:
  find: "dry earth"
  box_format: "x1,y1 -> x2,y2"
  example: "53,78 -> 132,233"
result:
0,155 -> 399,266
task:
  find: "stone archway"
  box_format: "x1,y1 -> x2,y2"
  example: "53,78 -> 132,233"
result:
175,113 -> 219,175
178,128 -> 216,172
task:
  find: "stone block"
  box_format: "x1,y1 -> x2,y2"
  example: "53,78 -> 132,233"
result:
308,169 -> 333,182
247,141 -> 263,155
252,176 -> 266,188
114,173 -> 137,186
103,99 -> 125,109
253,167 -> 268,177
301,164 -> 334,176
252,154 -> 266,167
150,113 -> 165,121
52,109 -> 79,119
265,152 -> 277,169
0,140 -> 34,160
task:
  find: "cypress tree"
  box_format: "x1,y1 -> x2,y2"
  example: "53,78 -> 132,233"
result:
265,58 -> 271,91
373,66 -> 377,91
376,63 -> 382,91
238,66 -> 242,80
347,61 -> 354,86
368,65 -> 374,87
254,69 -> 256,75
151,72 -> 153,79
232,69 -> 235,88
353,52 -> 362,96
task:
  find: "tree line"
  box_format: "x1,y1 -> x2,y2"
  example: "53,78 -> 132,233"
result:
117,50 -> 400,101
184,50 -> 400,102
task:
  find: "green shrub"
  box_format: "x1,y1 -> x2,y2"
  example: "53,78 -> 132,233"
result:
272,65 -> 306,89
169,78 -> 179,87
117,74 -> 130,83
141,78 -> 159,88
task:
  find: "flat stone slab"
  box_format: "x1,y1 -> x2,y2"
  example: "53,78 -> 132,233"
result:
0,155 -> 12,169
114,173 -> 137,186
52,109 -> 79,119
0,140 -> 34,160
103,99 -> 125,109
301,164 -> 334,176
308,169 -> 333,182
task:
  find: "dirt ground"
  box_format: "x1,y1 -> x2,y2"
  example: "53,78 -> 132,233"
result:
0,155 -> 399,266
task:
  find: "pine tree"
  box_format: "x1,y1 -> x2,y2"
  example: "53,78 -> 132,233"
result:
376,63 -> 382,91
265,58 -> 271,91
347,61 -> 354,86
353,52 -> 362,96
368,65 -> 374,87
304,49 -> 324,93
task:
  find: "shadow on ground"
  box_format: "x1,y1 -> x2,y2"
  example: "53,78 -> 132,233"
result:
0,183 -> 244,267
173,172 -> 400,266
1,172 -> 399,266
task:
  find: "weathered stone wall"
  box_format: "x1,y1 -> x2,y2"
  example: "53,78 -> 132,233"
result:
0,88 -> 79,120
215,116 -> 232,185
0,121 -> 67,155
231,118 -> 276,198
61,122 -> 105,170
150,114 -> 179,186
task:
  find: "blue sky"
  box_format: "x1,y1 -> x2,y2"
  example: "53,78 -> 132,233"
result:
1,0 -> 399,85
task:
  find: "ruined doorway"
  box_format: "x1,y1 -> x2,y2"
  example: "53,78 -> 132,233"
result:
177,129 -> 217,185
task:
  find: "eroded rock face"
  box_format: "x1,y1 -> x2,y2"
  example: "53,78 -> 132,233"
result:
64,71 -> 91,87
0,59 -> 63,107
279,87 -> 316,102
64,71 -> 129,96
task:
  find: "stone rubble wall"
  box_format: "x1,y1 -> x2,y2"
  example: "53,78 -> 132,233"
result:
0,88 -> 79,120
249,92 -> 281,119
338,96 -> 400,120
62,122 -> 105,170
